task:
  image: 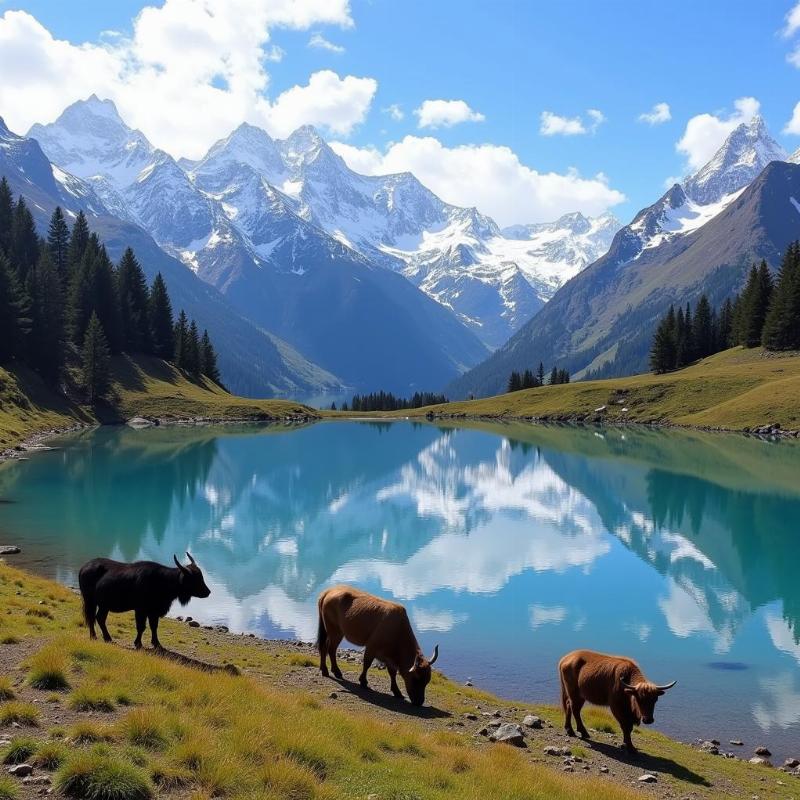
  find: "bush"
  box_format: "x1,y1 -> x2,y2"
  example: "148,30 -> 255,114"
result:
0,776 -> 18,800
55,750 -> 152,800
1,736 -> 38,764
0,677 -> 14,700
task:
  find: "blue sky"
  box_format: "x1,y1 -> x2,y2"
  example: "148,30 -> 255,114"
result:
2,1 -> 800,225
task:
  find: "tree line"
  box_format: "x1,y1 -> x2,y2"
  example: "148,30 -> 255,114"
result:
506,362 -> 570,393
0,177 -> 221,402
334,390 -> 449,412
650,243 -> 800,373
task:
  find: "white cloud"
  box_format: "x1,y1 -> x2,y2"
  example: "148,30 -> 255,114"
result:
414,99 -> 485,129
265,70 -> 376,137
784,100 -> 800,134
308,32 -> 344,54
784,2 -> 800,37
529,604 -> 567,630
330,135 -> 625,226
0,2 -> 371,159
638,102 -> 671,125
540,108 -> 605,136
383,103 -> 404,121
676,96 -> 760,171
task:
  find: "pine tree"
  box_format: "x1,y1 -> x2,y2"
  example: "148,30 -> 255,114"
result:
537,362 -> 545,386
186,319 -> 201,373
67,247 -> 97,346
81,312 -> 111,404
521,368 -> 535,389
10,198 -> 39,283
0,177 -> 14,256
0,252 -> 26,363
148,273 -> 174,358
47,207 -> 70,277
67,211 -> 90,275
27,251 -> 65,384
173,310 -> 190,368
738,261 -> 773,347
117,248 -> 151,353
507,371 -> 522,392
650,305 -> 677,373
693,294 -> 714,358
717,297 -> 734,350
549,366 -> 558,385
200,329 -> 221,383
762,241 -> 800,350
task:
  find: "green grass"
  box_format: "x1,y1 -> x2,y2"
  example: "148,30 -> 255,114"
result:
0,702 -> 40,727
69,686 -> 117,713
0,354 -> 317,451
27,646 -> 70,691
362,347 -> 800,432
0,677 -> 14,700
0,776 -> 18,800
32,740 -> 68,770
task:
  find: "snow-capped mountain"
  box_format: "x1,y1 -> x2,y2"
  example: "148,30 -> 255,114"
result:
190,121 -> 620,347
28,98 -> 488,394
683,116 -> 786,205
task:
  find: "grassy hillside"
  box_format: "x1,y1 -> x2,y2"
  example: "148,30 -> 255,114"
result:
391,348 -> 800,431
0,354 -> 317,451
0,562 -> 792,800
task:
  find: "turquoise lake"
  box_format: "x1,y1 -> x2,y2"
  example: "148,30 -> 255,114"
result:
3,420 -> 800,758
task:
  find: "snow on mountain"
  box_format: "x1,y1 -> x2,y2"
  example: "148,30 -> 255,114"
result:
683,116 -> 786,205
789,147 -> 800,165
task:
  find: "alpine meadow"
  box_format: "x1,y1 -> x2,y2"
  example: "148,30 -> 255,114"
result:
2,3 -> 800,800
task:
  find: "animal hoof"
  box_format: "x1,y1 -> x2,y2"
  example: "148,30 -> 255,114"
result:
332,669 -> 343,679
579,731 -> 591,740
565,729 -> 576,737
134,642 -> 142,650
320,668 -> 330,678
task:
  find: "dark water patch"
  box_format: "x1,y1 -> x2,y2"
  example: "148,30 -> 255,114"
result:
706,662 -> 749,671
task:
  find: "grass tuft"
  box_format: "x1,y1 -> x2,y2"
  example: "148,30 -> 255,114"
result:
1,736 -> 38,764
0,702 -> 39,727
27,647 -> 70,691
0,776 -> 18,800
0,677 -> 15,700
69,721 -> 115,745
119,709 -> 167,750
32,740 -> 68,770
69,686 -> 116,713
55,750 -> 152,800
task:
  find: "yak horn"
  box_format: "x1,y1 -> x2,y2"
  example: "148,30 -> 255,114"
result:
186,551 -> 196,565
429,644 -> 439,665
173,554 -> 188,572
656,680 -> 677,691
620,679 -> 635,690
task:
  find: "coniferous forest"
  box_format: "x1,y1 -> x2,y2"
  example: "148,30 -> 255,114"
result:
0,177 -> 221,402
649,244 -> 800,374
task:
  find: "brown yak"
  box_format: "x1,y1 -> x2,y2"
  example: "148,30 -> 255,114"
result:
558,649 -> 676,754
316,585 -> 439,706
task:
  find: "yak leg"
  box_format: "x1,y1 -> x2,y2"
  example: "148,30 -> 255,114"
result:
387,665 -> 403,699
148,614 -> 162,649
133,609 -> 147,649
86,604 -> 97,640
359,646 -> 375,689
561,681 -> 576,737
96,606 -> 113,643
572,697 -> 591,739
327,632 -> 343,679
621,722 -> 637,755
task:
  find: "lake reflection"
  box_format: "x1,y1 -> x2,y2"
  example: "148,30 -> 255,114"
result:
3,420 -> 800,757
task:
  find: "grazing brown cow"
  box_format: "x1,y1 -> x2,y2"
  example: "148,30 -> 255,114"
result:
316,585 -> 439,706
558,649 -> 676,754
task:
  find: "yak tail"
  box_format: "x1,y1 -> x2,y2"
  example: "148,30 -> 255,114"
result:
81,590 -> 95,631
315,606 -> 327,654
559,675 -> 569,713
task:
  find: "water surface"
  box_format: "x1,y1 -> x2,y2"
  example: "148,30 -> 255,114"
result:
3,420 -> 800,758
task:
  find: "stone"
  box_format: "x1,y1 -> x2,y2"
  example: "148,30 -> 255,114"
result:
700,741 -> 720,755
522,714 -> 543,729
465,680 -> 473,686
329,692 -> 338,699
463,713 -> 478,721
0,546 -> 21,555
22,775 -> 51,786
749,757 -> 772,767
126,417 -> 154,429
187,620 -> 200,628
544,746 -> 571,757
783,758 -> 799,769
599,765 -> 609,773
730,740 -> 744,746
0,740 -> 11,747
637,774 -> 658,783
489,723 -> 525,747
8,764 -> 33,777
755,746 -> 772,757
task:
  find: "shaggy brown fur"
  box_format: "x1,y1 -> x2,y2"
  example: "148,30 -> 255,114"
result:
316,585 -> 438,706
558,649 -> 676,754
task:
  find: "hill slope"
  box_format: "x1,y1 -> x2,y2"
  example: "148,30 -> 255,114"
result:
403,348 -> 800,432
0,355 -> 316,451
449,161 -> 800,398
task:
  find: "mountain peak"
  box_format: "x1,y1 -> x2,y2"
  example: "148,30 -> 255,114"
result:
683,115 -> 786,205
